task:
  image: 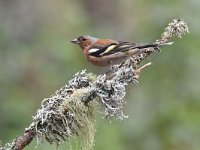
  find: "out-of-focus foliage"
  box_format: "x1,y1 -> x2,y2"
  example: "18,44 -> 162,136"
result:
0,0 -> 199,150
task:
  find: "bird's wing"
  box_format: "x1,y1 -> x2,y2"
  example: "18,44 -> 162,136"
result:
88,39 -> 119,57
88,39 -> 137,57
88,40 -> 159,57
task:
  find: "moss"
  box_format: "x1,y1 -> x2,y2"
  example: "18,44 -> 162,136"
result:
60,88 -> 96,150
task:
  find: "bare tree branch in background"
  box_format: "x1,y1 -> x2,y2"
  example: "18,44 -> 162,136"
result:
0,19 -> 188,150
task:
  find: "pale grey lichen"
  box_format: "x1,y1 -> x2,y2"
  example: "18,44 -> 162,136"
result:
156,19 -> 189,45
94,60 -> 137,119
0,142 -> 13,150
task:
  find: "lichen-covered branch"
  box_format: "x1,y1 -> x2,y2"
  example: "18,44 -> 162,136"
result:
0,19 -> 188,150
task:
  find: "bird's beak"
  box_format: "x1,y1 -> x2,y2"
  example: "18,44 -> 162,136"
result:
70,38 -> 80,44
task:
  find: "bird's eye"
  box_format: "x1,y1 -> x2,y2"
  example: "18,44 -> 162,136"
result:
77,36 -> 83,41
77,36 -> 87,42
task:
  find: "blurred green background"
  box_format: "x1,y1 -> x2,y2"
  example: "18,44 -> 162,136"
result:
0,0 -> 200,150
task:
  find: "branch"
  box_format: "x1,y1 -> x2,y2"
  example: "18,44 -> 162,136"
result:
0,19 -> 188,150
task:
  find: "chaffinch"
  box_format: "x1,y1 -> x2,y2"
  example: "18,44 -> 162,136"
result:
71,35 -> 167,67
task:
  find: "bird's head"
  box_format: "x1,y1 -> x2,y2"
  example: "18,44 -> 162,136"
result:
71,35 -> 98,50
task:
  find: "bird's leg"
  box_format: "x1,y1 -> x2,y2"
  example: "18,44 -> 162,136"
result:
117,61 -> 125,68
109,61 -> 115,70
108,60 -> 125,72
105,61 -> 116,78
106,60 -> 128,79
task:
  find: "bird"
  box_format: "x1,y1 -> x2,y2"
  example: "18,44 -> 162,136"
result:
71,35 -> 171,67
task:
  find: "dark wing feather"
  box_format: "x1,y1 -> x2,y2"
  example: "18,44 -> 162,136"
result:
104,42 -> 136,54
88,43 -> 118,57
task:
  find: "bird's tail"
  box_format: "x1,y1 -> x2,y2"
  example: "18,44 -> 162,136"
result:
129,42 -> 174,65
122,41 -> 173,57
134,42 -> 173,49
